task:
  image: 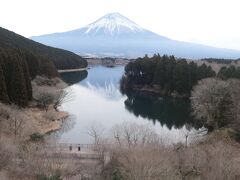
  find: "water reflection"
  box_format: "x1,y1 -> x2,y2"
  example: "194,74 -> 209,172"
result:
60,70 -> 88,85
58,66 -> 201,144
123,91 -> 195,130
85,81 -> 122,100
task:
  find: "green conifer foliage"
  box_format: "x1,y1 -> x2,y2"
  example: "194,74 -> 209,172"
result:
0,63 -> 9,103
122,55 -> 216,97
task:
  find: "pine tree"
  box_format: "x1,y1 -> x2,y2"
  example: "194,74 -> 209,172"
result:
9,56 -> 29,107
0,63 -> 9,103
18,51 -> 32,101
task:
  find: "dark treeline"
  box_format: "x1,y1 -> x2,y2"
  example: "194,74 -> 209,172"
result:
0,49 -> 33,106
121,54 -> 216,97
123,92 -> 197,129
0,48 -> 59,106
0,27 -> 87,69
201,58 -> 240,64
201,58 -> 240,80
218,66 -> 240,80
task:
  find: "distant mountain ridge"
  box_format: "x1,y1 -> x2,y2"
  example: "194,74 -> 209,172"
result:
0,27 -> 87,70
31,12 -> 240,59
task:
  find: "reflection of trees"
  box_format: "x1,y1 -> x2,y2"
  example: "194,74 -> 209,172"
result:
124,91 -> 198,130
60,70 -> 88,85
86,82 -> 122,100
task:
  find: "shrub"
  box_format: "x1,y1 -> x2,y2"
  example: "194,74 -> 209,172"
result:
33,86 -> 55,111
33,76 -> 61,87
36,172 -> 62,180
30,133 -> 43,142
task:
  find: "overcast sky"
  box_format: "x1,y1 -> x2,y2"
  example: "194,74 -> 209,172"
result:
1,0 -> 240,50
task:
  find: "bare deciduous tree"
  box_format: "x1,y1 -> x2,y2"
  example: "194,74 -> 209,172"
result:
228,79 -> 240,130
53,89 -> 73,111
33,86 -> 55,111
33,86 -> 72,112
111,122 -> 158,149
191,78 -> 234,130
87,123 -> 107,168
101,123 -> 240,180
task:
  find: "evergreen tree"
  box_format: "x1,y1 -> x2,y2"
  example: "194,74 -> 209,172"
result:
9,57 -> 29,107
218,66 -> 240,80
0,63 -> 9,103
20,54 -> 32,101
122,54 -> 216,97
173,59 -> 189,94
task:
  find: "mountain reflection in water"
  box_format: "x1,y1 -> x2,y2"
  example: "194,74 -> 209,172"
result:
58,66 -> 202,144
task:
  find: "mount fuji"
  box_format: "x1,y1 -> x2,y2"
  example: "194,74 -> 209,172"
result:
31,13 -> 240,59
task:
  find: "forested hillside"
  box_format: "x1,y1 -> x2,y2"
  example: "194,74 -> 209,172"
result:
0,27 -> 87,69
121,54 -> 216,97
0,27 -> 87,107
0,49 -> 33,106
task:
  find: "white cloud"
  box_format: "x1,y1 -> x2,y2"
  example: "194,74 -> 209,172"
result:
0,0 -> 240,50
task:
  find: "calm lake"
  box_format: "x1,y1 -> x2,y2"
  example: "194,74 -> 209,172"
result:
57,66 -> 202,144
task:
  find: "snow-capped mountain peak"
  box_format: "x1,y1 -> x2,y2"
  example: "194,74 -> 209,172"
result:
31,12 -> 240,59
84,12 -> 144,35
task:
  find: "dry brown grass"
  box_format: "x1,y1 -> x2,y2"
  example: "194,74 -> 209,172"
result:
0,102 -> 68,142
1,121 -> 240,180
98,123 -> 240,180
102,137 -> 240,180
0,77 -> 72,180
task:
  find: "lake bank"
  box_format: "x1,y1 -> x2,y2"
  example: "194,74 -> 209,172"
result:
58,68 -> 88,73
0,77 -> 70,142
121,84 -> 189,98
86,58 -> 131,67
26,106 -> 69,136
0,77 -> 72,179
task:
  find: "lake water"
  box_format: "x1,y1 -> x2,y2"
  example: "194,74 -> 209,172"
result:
58,66 -> 202,144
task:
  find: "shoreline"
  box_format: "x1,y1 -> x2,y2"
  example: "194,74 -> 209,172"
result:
86,58 -> 130,66
37,109 -> 69,135
123,84 -> 189,98
0,104 -> 69,142
58,68 -> 88,73
22,106 -> 69,139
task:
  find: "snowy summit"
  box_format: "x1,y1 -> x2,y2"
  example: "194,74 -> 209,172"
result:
31,12 -> 240,59
84,12 -> 143,35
